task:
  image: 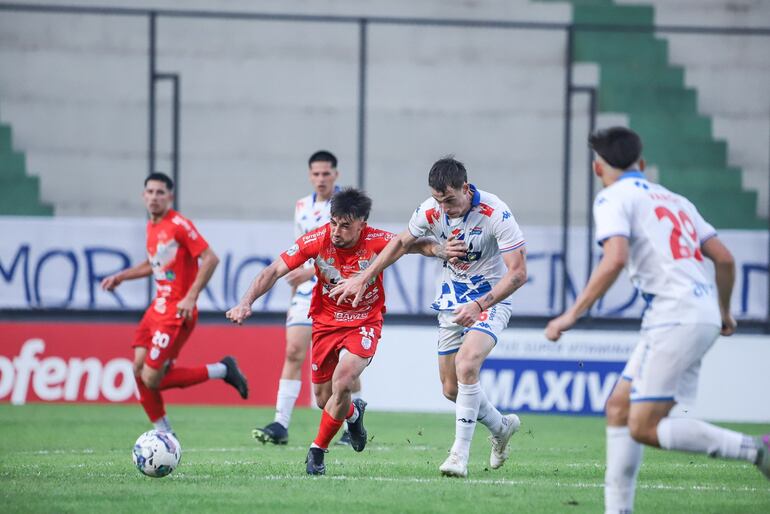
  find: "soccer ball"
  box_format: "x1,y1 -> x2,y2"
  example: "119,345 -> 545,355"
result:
132,430 -> 182,477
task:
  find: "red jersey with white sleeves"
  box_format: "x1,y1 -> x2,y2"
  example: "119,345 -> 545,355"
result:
280,223 -> 396,326
146,209 -> 209,315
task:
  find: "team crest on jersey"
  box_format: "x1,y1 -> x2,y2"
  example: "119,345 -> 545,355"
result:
358,260 -> 370,271
286,244 -> 299,256
165,271 -> 176,281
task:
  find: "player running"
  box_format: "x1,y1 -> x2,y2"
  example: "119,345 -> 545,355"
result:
227,188 -> 453,475
101,172 -> 249,435
545,127 -> 770,513
254,150 -> 362,447
330,157 -> 528,478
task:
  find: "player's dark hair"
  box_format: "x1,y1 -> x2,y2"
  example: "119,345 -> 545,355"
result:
308,150 -> 337,168
428,156 -> 468,192
589,127 -> 643,170
330,187 -> 372,221
144,172 -> 174,191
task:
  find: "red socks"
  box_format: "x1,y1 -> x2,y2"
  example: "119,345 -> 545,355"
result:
135,378 -> 166,422
159,366 -> 209,390
313,408 -> 350,449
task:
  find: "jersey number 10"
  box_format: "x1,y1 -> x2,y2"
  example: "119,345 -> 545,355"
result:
655,206 -> 703,261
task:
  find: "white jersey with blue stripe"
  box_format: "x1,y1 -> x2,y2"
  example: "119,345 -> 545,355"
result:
292,188 -> 337,296
593,171 -> 720,329
408,185 -> 525,311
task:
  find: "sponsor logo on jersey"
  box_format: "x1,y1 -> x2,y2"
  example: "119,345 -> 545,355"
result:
334,311 -> 369,322
286,243 -> 300,256
469,226 -> 483,236
425,208 -> 440,225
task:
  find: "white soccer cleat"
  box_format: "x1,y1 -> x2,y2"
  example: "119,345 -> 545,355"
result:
439,451 -> 468,478
489,413 -> 521,470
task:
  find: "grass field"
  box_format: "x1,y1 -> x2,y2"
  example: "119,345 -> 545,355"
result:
1,404 -> 768,513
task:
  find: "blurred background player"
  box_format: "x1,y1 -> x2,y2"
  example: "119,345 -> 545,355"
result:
545,127 -> 770,514
101,172 -> 249,435
253,151 -> 362,447
331,157 -> 528,478
227,188 -> 444,475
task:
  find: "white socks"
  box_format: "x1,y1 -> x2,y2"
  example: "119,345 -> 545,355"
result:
605,426 -> 643,514
206,363 -> 227,379
477,392 -> 504,435
274,379 -> 302,429
450,382 -> 482,458
153,416 -> 173,433
657,417 -> 758,463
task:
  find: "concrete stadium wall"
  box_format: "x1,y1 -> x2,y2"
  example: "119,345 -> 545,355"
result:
0,0 -> 767,223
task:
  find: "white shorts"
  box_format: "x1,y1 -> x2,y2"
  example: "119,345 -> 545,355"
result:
436,302 -> 513,355
622,323 -> 719,405
286,293 -> 312,327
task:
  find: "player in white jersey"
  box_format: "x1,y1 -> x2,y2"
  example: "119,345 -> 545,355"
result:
330,157 -> 528,478
545,127 -> 770,513
254,150 -> 362,446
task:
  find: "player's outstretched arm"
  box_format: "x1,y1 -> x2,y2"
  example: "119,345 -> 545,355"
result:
545,236 -> 628,342
701,236 -> 737,336
100,260 -> 152,291
329,230 -> 418,306
452,247 -> 527,327
177,247 -> 220,320
226,258 -> 291,325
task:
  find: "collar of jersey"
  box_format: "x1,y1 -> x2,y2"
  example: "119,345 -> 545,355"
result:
444,184 -> 481,224
312,185 -> 340,204
617,170 -> 645,181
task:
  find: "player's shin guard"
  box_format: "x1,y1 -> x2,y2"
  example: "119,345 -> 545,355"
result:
605,426 -> 643,514
159,366 -> 209,390
275,379 -> 302,428
657,417 -> 758,462
451,382 -> 483,458
136,378 -> 166,422
313,409 -> 345,450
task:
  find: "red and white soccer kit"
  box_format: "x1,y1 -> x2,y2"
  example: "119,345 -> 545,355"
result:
280,224 -> 395,383
133,209 -> 209,369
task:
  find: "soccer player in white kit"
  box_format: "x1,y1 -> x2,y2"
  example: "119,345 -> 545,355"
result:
253,150 -> 362,446
330,157 -> 528,478
545,127 -> 770,513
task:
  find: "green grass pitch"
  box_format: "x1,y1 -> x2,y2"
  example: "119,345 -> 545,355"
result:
1,404 -> 768,513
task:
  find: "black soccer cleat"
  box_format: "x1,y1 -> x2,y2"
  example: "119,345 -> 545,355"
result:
221,355 -> 249,399
335,430 -> 352,447
346,399 -> 368,452
306,447 -> 327,475
253,421 -> 289,445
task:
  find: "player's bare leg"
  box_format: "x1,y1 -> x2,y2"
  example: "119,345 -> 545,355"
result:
306,352 -> 369,475
254,325 -> 311,445
604,378 -> 643,514
336,375 -> 362,446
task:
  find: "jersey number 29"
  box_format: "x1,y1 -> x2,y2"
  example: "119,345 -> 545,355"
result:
654,206 -> 703,261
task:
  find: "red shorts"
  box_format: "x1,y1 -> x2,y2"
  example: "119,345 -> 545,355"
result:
310,321 -> 382,384
132,307 -> 197,369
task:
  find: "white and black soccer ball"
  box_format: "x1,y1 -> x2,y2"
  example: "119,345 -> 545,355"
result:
132,430 -> 182,478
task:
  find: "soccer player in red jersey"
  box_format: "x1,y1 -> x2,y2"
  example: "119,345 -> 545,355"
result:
102,172 -> 249,435
227,188 -> 456,475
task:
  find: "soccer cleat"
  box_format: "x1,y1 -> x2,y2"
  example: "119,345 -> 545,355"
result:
335,430 -> 352,447
756,434 -> 770,480
306,447 -> 327,475
346,399 -> 368,452
439,451 -> 468,478
489,413 -> 521,470
220,356 -> 249,399
253,422 -> 289,445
